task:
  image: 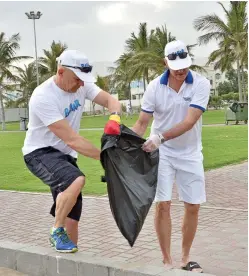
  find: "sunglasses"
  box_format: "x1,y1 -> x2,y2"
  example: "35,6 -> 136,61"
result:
167,52 -> 188,60
62,64 -> 93,73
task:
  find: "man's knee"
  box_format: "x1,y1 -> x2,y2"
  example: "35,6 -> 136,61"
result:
71,176 -> 85,192
64,176 -> 85,198
156,201 -> 171,217
74,176 -> 85,189
184,203 -> 200,215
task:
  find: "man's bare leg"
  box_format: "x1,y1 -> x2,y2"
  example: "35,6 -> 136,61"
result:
65,218 -> 79,245
54,176 -> 85,229
155,201 -> 173,269
181,202 -> 202,272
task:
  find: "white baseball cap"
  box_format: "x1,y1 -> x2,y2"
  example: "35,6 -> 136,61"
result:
164,40 -> 192,70
56,50 -> 96,83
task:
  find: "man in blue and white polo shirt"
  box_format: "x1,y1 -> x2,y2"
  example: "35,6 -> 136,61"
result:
132,40 -> 211,273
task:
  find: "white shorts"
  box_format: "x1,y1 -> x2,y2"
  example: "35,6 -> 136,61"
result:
155,155 -> 206,204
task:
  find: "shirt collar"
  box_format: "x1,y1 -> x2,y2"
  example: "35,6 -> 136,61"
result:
160,70 -> 193,85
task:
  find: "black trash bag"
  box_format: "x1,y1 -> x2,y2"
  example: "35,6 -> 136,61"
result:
100,124 -> 159,247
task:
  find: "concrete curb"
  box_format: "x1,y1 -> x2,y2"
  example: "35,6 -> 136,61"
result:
0,241 -> 215,276
0,267 -> 29,276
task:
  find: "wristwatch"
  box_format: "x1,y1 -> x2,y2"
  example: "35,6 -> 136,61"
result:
111,112 -> 121,116
158,133 -> 166,144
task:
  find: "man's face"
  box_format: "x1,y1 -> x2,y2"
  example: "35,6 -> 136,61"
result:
169,67 -> 189,82
164,59 -> 189,82
60,68 -> 84,92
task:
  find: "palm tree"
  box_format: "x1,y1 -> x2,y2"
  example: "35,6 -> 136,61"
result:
124,23 -> 152,90
0,32 -> 31,130
127,24 -> 177,81
150,25 -> 176,58
112,24 -> 177,95
39,40 -> 68,82
109,52 -> 136,103
146,24 -> 176,76
112,23 -> 205,96
193,1 -> 248,102
15,63 -> 37,113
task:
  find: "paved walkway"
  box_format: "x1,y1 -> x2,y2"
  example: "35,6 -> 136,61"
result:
0,162 -> 247,276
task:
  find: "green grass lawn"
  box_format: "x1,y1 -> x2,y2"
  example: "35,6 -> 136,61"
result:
1,109 -> 228,131
0,125 -> 247,194
203,109 -> 226,125
81,109 -> 226,128
1,121 -> 21,131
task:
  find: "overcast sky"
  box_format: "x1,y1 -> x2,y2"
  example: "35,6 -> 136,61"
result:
1,1 -> 229,64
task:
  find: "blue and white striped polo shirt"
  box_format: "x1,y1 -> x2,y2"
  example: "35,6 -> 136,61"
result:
141,69 -> 211,159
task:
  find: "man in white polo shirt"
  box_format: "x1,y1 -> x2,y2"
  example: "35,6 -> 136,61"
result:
22,50 -> 121,253
132,40 -> 211,272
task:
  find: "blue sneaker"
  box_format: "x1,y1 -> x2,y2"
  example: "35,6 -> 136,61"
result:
50,227 -> 78,253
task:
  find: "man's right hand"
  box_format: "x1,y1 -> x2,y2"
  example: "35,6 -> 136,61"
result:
104,114 -> 121,135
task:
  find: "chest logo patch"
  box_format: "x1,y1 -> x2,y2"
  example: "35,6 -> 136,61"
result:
183,97 -> 192,102
64,99 -> 81,118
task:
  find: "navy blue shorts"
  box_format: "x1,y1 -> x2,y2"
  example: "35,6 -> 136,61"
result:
24,147 -> 84,221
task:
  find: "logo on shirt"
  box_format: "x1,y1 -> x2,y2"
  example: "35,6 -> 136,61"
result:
64,99 -> 81,118
183,97 -> 192,102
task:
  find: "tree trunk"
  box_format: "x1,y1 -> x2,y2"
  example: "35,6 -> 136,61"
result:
241,66 -> 247,102
0,91 -> 6,131
26,90 -> 30,119
128,83 -> 132,108
143,76 -> 146,92
237,59 -> 243,102
145,68 -> 149,89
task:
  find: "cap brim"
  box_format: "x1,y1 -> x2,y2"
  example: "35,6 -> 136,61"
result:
74,71 -> 96,83
166,56 -> 192,70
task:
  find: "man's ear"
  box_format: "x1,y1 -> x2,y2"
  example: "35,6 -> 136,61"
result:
57,67 -> 64,76
163,58 -> 169,69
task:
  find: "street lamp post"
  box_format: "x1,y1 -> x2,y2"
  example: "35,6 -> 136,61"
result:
25,11 -> 42,86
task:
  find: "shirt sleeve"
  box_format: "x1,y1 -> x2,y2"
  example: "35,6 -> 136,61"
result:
30,94 -> 64,126
189,79 -> 211,112
141,81 -> 156,114
84,83 -> 102,101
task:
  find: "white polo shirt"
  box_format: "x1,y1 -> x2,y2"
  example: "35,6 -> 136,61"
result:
141,70 -> 211,160
22,77 -> 101,158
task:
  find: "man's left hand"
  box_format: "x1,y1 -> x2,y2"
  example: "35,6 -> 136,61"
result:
142,134 -> 164,152
104,114 -> 121,135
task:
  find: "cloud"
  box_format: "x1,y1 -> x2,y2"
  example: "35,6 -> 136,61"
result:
96,1 -> 171,27
133,0 -> 171,11
97,3 -> 127,24
0,1 -> 231,63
